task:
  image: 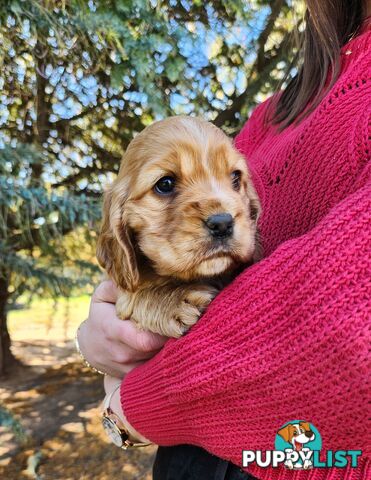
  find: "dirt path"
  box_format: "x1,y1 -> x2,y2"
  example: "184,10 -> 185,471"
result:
0,340 -> 156,480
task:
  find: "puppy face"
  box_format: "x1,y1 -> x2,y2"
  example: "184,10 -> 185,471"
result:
97,116 -> 260,290
277,422 -> 315,449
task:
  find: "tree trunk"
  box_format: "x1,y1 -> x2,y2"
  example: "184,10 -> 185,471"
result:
0,276 -> 16,376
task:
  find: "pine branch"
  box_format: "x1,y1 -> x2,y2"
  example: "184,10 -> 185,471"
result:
213,0 -> 289,128
213,33 -> 291,127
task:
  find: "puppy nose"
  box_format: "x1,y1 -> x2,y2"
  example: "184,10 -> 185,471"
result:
305,431 -> 314,438
205,213 -> 234,239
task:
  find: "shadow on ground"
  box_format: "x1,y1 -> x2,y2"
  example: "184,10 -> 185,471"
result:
0,340 -> 156,480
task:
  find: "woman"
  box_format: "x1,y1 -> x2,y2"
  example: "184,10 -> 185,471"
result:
77,0 -> 370,478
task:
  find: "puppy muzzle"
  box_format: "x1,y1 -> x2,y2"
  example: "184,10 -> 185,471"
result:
204,212 -> 234,239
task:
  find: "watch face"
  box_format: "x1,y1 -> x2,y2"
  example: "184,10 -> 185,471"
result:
102,416 -> 123,447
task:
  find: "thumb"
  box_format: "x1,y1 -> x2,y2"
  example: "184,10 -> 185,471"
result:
115,320 -> 169,352
92,280 -> 118,304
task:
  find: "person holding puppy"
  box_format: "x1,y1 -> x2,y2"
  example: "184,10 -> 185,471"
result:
77,0 -> 371,479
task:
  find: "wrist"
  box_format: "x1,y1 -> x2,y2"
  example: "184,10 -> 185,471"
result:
104,376 -> 150,444
75,320 -> 106,375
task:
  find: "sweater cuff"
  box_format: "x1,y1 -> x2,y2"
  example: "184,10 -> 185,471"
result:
120,349 -> 187,446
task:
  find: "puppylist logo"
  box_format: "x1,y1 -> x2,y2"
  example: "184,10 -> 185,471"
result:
242,420 -> 362,470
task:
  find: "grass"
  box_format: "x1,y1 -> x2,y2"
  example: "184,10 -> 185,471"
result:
8,295 -> 91,342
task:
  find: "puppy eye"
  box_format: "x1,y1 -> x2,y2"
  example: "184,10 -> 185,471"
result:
231,170 -> 241,190
154,176 -> 176,195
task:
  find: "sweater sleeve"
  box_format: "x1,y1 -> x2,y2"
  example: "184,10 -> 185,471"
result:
120,165 -> 371,466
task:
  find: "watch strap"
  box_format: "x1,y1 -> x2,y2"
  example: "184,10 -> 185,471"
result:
103,383 -> 121,412
102,384 -> 152,449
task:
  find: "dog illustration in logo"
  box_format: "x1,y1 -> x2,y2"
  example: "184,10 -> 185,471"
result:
277,422 -> 315,469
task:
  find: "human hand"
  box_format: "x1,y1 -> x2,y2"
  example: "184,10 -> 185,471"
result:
77,280 -> 168,377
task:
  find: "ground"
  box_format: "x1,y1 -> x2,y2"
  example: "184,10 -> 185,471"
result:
0,297 -> 157,480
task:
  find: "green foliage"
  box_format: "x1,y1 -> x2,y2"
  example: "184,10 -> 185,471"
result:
0,143 -> 101,303
0,0 -> 299,192
0,0 -> 302,364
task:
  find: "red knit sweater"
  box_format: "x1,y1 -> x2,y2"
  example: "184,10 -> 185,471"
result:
121,27 -> 371,479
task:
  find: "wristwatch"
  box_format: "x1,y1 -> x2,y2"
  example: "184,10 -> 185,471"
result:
102,385 -> 152,449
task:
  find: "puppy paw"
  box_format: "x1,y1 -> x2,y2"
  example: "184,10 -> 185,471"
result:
167,285 -> 217,338
115,290 -> 134,320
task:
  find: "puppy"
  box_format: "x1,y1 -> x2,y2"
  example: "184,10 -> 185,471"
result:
278,422 -> 316,469
277,422 -> 315,451
97,116 -> 261,338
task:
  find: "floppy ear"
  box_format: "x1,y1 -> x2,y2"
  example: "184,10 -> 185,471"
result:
245,176 -> 261,224
299,421 -> 311,431
96,184 -> 139,292
277,425 -> 292,443
245,176 -> 262,262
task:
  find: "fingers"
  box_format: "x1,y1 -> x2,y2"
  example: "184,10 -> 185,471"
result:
110,342 -> 149,364
92,280 -> 118,304
97,308 -> 167,354
111,319 -> 168,353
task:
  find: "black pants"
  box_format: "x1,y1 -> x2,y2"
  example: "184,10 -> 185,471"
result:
153,445 -> 257,480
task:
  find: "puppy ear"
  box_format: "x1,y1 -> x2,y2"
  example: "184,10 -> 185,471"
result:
96,185 -> 139,292
299,421 -> 311,431
245,176 -> 262,262
277,425 -> 292,443
245,178 -> 261,224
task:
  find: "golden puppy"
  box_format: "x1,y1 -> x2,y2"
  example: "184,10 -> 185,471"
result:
97,116 -> 260,337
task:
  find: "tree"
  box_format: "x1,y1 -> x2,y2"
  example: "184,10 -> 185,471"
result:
0,144 -> 101,374
0,0 -> 300,374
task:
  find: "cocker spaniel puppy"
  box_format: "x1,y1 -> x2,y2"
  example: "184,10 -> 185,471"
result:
97,116 -> 261,338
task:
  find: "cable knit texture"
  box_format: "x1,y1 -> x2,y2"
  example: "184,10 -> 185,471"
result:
121,27 -> 371,480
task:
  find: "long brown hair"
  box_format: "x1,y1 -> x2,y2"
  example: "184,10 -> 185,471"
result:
272,0 -> 365,128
